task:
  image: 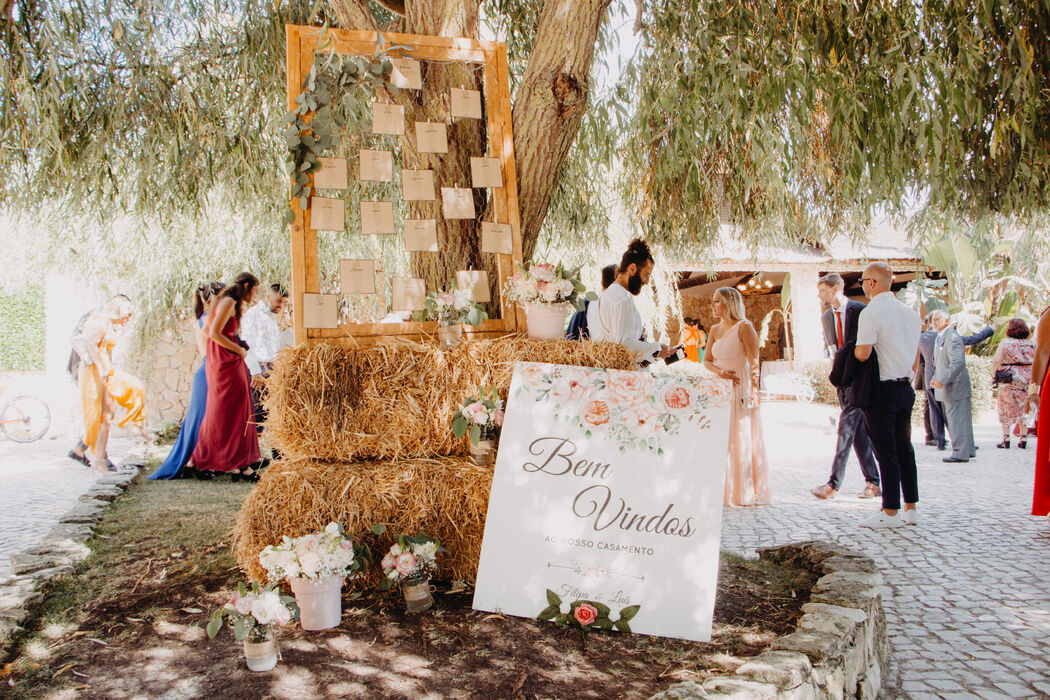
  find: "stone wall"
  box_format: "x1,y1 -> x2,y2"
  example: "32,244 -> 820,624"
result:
681,292 -> 789,362
651,541 -> 887,700
141,320 -> 201,427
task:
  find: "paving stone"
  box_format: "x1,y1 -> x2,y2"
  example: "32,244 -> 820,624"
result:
57,498 -> 110,524
81,484 -> 124,502
649,681 -> 711,699
701,678 -> 778,699
734,650 -> 813,689
44,523 -> 95,544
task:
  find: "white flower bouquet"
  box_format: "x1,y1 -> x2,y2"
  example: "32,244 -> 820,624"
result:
376,532 -> 445,590
504,262 -> 592,310
452,386 -> 504,445
258,522 -> 365,583
424,289 -> 488,326
207,582 -> 299,642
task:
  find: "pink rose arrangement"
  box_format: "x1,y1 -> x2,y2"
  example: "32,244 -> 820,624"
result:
207,582 -> 300,643
538,588 -> 641,633
424,288 -> 487,326
504,262 -> 592,309
452,385 -> 504,445
376,530 -> 445,589
258,522 -> 365,583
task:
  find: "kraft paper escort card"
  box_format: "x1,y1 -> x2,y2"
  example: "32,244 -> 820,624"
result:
441,187 -> 475,219
401,169 -> 436,201
415,121 -> 448,154
313,157 -> 348,190
359,149 -> 393,182
302,293 -> 338,329
309,197 -> 345,231
456,270 -> 490,303
391,277 -> 426,311
480,221 -> 513,255
339,259 -> 376,294
360,201 -> 395,235
470,157 -> 504,188
403,219 -> 439,252
450,87 -> 483,119
473,364 -> 734,643
371,102 -> 405,135
390,58 -> 423,90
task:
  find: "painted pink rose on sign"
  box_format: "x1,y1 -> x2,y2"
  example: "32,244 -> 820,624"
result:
583,400 -> 610,426
619,404 -> 662,437
552,367 -> 594,404
520,363 -> 549,389
662,385 -> 693,412
695,376 -> 732,405
603,370 -> 653,408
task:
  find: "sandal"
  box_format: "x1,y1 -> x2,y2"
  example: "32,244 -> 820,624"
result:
996,439 -> 1010,449
1019,437 -> 1027,449
188,467 -> 213,481
68,450 -> 91,468
231,468 -> 259,483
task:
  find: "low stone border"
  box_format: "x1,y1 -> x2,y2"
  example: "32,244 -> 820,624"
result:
651,541 -> 887,700
0,461 -> 143,654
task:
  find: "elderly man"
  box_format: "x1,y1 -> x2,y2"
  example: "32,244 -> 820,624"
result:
854,262 -> 923,528
930,309 -> 976,463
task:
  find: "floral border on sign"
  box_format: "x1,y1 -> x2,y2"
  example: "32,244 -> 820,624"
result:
537,588 -> 639,633
514,363 -> 732,455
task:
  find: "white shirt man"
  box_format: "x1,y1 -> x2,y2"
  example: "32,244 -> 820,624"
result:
856,291 -> 922,381
241,286 -> 287,376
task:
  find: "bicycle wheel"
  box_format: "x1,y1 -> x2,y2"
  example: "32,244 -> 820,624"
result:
0,394 -> 51,443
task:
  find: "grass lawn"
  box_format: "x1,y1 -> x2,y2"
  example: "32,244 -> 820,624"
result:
1,459 -> 814,699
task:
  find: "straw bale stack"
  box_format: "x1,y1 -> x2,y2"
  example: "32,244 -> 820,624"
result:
264,335 -> 634,461
233,456 -> 494,584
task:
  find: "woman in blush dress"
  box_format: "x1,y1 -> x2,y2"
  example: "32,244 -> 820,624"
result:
703,287 -> 771,507
991,318 -> 1036,449
192,272 -> 263,481
150,282 -> 224,480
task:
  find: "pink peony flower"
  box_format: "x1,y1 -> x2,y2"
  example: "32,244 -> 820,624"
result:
532,263 -> 556,283
619,404 -> 663,437
381,552 -> 396,571
574,603 -> 599,626
494,408 -> 505,426
603,371 -> 653,408
583,400 -> 610,426
395,551 -> 417,576
662,385 -> 692,412
552,367 -> 594,404
519,363 -> 549,389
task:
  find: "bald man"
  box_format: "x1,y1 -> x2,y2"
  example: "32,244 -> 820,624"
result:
853,262 -> 923,528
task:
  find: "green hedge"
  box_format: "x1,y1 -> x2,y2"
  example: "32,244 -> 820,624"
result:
0,285 -> 45,371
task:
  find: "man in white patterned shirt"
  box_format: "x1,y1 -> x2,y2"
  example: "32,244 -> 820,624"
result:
242,284 -> 288,436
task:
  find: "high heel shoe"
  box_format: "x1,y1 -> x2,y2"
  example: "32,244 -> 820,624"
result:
996,438 -> 1010,449
187,467 -> 213,480
231,468 -> 259,483
1019,437 -> 1027,449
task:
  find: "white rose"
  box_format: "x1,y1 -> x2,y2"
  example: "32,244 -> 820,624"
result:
324,523 -> 341,537
557,279 -> 574,298
540,284 -> 561,303
251,596 -> 275,625
520,278 -> 539,301
299,551 -> 322,579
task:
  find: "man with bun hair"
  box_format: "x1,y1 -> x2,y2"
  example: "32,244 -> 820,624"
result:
588,239 -> 674,366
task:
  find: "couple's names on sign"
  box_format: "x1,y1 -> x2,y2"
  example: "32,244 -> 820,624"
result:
473,364 -> 733,642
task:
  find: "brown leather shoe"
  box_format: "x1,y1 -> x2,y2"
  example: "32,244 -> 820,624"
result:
858,483 -> 881,499
811,484 -> 838,500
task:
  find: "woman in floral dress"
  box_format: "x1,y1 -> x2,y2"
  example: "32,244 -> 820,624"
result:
992,318 -> 1036,449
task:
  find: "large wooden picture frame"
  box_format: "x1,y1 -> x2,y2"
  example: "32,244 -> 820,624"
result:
286,25 -> 525,345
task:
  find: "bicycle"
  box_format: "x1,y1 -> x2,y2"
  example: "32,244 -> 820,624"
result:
0,391 -> 51,443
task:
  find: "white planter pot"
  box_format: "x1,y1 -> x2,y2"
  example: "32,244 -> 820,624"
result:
525,302 -> 571,340
243,633 -> 278,672
289,574 -> 343,631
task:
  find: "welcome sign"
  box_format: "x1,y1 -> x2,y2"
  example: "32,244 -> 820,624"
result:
473,363 -> 733,642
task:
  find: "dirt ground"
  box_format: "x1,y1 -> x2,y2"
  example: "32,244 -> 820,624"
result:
2,469 -> 814,699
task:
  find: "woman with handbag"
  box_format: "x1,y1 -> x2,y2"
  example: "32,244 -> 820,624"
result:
991,318 -> 1036,448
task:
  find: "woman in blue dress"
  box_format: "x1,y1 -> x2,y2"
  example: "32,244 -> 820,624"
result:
150,282 -> 224,480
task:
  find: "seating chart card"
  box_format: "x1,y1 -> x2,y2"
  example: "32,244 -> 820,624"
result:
415,121 -> 448,154
339,259 -> 376,294
480,221 -> 513,255
390,58 -> 423,90
392,278 -> 426,311
450,87 -> 483,119
470,157 -> 504,188
402,169 -> 436,201
313,157 -> 348,190
359,149 -> 393,182
360,201 -> 395,235
309,197 -> 345,231
441,187 -> 475,219
404,219 -> 439,252
302,293 -> 338,329
456,270 -> 490,303
372,102 -> 405,135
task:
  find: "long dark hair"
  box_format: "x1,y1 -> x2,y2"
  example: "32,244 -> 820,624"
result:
220,272 -> 260,319
617,239 -> 654,275
193,282 -> 225,319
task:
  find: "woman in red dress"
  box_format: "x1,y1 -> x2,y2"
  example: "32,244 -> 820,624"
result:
192,272 -> 263,481
1027,306 -> 1050,518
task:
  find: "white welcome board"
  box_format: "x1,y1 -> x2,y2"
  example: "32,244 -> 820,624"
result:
473,363 -> 733,642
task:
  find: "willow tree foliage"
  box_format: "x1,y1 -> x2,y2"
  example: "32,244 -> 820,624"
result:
1,0 -> 1048,328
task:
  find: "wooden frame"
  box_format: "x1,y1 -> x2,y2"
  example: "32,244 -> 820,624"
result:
286,24 -> 525,345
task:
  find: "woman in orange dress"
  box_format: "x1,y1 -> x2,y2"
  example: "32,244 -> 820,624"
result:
1026,306 -> 1050,519
70,295 -> 146,473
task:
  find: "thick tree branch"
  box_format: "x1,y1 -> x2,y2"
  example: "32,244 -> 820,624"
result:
511,0 -> 614,261
327,0 -> 378,31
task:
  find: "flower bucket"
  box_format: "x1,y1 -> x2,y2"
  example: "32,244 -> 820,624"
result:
437,321 -> 464,349
403,576 -> 435,613
469,425 -> 498,466
525,302 -> 570,340
289,574 -> 342,631
243,631 -> 278,672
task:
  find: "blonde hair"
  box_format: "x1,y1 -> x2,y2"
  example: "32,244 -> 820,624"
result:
715,287 -> 747,322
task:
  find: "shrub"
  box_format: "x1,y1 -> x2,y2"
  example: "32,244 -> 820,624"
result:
0,285 -> 45,371
800,360 -> 838,405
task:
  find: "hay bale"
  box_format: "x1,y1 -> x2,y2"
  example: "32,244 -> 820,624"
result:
233,456 -> 493,585
265,335 -> 634,461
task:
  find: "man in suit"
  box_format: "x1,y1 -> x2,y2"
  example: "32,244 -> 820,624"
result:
930,309 -> 976,463
811,273 -> 881,500
920,316 -> 993,449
